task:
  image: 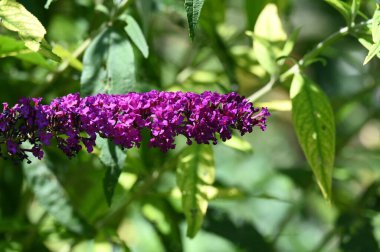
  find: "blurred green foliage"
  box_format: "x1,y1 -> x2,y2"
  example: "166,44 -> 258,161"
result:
1,0 -> 380,251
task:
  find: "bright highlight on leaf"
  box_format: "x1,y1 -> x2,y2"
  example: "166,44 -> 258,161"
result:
290,74 -> 335,202
184,0 -> 205,39
177,144 -> 215,238
0,0 -> 46,52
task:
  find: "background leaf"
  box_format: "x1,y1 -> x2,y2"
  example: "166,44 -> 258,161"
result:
290,74 -> 335,201
184,0 -> 205,39
122,15 -> 149,58
0,0 -> 46,51
96,138 -> 127,206
80,27 -> 136,95
22,158 -> 92,235
176,144 -> 215,238
324,0 -> 351,23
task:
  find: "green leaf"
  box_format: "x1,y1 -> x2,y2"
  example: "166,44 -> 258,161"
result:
52,44 -> 83,71
254,3 -> 287,42
96,138 -> 127,206
253,3 -> 287,75
184,0 -> 205,39
290,74 -> 335,201
80,27 -> 136,95
363,43 -> 380,65
253,36 -> 280,76
324,0 -> 351,23
176,144 -> 215,238
362,5 -> 380,65
22,159 -> 92,235
371,5 -> 380,43
221,134 -> 253,153
245,0 -> 268,30
122,15 -> 149,58
0,0 -> 46,51
0,35 -> 55,69
350,0 -> 361,23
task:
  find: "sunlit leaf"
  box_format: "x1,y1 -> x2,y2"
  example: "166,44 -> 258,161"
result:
0,35 -> 55,69
221,134 -> 253,153
256,100 -> 292,111
254,3 -> 287,42
184,0 -> 205,39
253,3 -> 286,75
80,27 -> 136,95
176,144 -> 215,238
52,44 -> 83,71
290,74 -> 335,201
96,138 -> 127,206
0,0 -> 46,51
363,5 -> 380,65
22,158 -> 92,235
121,15 -> 149,58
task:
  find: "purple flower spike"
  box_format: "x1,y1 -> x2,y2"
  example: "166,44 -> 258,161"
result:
0,91 -> 270,162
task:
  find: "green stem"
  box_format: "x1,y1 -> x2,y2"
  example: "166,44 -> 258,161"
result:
248,19 -> 373,103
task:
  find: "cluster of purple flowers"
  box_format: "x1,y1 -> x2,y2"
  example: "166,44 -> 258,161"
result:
0,91 -> 269,162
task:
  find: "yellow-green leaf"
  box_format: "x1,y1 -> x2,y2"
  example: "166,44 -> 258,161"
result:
254,3 -> 287,42
176,144 -> 215,238
0,0 -> 46,51
290,74 -> 335,201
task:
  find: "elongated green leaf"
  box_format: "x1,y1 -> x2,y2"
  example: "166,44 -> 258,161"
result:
23,159 -> 92,235
52,44 -> 83,71
80,27 -> 136,95
0,35 -> 55,69
96,138 -> 127,206
363,5 -> 380,65
290,74 -> 335,201
176,144 -> 215,238
122,15 -> 149,58
350,0 -> 361,23
325,0 -> 351,23
0,0 -> 46,51
184,0 -> 205,39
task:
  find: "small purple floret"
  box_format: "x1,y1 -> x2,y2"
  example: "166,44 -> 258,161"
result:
0,91 -> 269,162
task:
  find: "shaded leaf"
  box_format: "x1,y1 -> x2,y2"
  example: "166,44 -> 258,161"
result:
121,15 -> 149,58
204,208 -> 275,252
176,144 -> 215,238
0,0 -> 46,51
96,138 -> 127,206
184,0 -> 205,39
22,159 -> 92,235
80,27 -> 135,95
325,0 -> 351,23
290,74 -> 335,201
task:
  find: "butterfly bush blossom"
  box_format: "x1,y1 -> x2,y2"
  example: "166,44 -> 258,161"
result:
0,91 -> 270,163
